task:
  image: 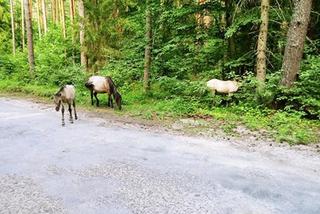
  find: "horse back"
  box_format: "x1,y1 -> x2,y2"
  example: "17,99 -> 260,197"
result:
88,76 -> 110,93
62,85 -> 76,100
207,79 -> 239,93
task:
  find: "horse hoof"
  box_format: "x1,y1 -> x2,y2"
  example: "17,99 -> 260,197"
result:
62,123 -> 65,127
75,117 -> 78,120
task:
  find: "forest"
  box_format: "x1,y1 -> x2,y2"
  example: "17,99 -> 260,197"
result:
0,0 -> 319,145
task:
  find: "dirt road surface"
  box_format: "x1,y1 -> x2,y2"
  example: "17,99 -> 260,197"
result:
0,97 -> 320,214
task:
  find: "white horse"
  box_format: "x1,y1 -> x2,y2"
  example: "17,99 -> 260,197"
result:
206,79 -> 240,96
54,85 -> 78,126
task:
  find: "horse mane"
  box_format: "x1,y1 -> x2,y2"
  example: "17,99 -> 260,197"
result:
105,76 -> 118,94
55,85 -> 66,96
105,76 -> 122,109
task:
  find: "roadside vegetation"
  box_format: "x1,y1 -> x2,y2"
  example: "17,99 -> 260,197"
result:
0,0 -> 319,145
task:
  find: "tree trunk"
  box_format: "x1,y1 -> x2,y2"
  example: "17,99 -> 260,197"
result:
21,0 -> 25,50
70,0 -> 75,64
225,0 -> 235,58
10,0 -> 16,55
197,0 -> 212,28
143,0 -> 152,93
69,0 -> 75,24
280,0 -> 312,87
61,0 -> 66,38
78,0 -> 87,70
52,0 -> 56,23
24,0 -> 35,74
36,0 -> 42,38
42,0 -> 47,34
256,0 -> 270,92
221,0 -> 235,79
28,0 -> 32,20
56,0 -> 60,23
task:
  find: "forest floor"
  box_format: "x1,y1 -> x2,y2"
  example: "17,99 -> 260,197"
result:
1,91 -> 320,155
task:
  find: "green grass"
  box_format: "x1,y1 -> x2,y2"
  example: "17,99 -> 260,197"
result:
0,79 -> 319,145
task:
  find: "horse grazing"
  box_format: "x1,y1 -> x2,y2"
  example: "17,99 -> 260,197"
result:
206,79 -> 240,96
85,75 -> 122,110
54,85 -> 78,126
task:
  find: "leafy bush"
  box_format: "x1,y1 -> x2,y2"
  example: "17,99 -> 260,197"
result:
269,56 -> 320,119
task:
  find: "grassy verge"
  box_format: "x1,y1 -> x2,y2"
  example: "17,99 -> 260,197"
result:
0,79 -> 319,145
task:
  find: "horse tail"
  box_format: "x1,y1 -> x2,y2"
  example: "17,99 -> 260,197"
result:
85,81 -> 94,89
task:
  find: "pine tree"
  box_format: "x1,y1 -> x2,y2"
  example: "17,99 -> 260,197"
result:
256,0 -> 270,92
10,0 -> 16,55
24,0 -> 35,73
144,0 -> 152,92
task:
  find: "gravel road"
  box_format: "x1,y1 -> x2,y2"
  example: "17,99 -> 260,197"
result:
0,97 -> 320,214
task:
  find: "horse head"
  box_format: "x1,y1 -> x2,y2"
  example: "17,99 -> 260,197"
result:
114,91 -> 122,110
54,92 -> 62,111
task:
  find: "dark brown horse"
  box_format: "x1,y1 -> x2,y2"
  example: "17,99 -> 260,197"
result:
85,76 -> 122,110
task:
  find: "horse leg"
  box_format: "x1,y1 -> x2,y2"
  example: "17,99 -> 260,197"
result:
94,92 -> 99,107
90,90 -> 94,105
227,93 -> 233,107
107,94 -> 110,107
68,103 -> 73,123
108,94 -> 113,108
211,90 -> 216,107
73,100 -> 78,120
110,96 -> 114,108
61,104 -> 65,126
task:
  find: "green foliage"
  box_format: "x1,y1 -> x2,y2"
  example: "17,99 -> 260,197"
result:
225,8 -> 260,38
273,56 -> 320,119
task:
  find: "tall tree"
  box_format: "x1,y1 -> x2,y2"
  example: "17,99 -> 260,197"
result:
10,0 -> 16,55
61,0 -> 66,38
42,0 -> 47,34
225,0 -> 235,58
280,0 -> 313,87
143,0 -> 152,92
36,0 -> 42,38
28,0 -> 32,19
78,0 -> 87,70
52,0 -> 56,23
55,0 -> 60,23
24,0 -> 35,73
256,0 -> 270,92
69,0 -> 75,24
21,0 -> 25,50
69,0 -> 75,64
